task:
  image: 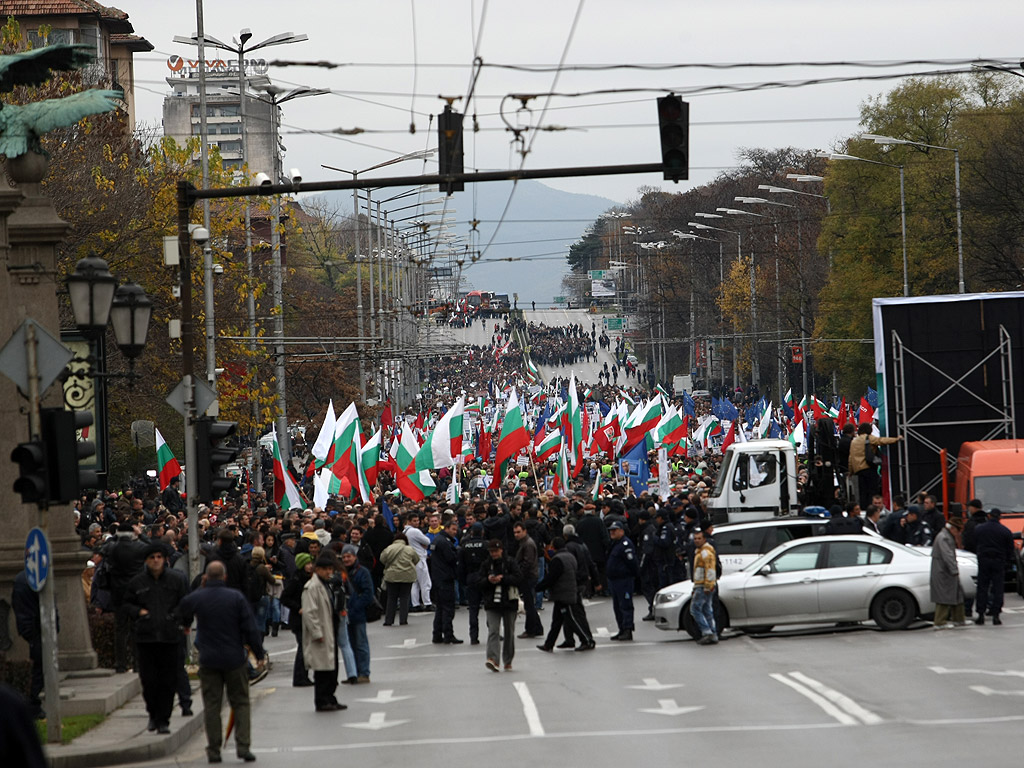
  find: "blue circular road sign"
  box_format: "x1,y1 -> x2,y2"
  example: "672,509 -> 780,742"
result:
24,527 -> 50,593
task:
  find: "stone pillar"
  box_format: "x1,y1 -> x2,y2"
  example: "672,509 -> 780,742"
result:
0,153 -> 97,670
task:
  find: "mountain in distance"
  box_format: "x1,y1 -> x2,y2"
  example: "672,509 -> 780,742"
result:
309,180 -> 619,304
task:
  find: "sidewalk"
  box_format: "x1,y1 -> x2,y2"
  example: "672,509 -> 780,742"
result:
43,670 -> 204,768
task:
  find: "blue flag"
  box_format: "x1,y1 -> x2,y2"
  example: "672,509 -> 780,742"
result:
683,391 -> 696,418
619,440 -> 651,496
722,398 -> 738,421
382,499 -> 395,532
867,387 -> 878,409
768,419 -> 783,439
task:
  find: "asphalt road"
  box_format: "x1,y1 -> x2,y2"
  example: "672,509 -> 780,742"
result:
120,591 -> 1024,768
522,308 -> 625,386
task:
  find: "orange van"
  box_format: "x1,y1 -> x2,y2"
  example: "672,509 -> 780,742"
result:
955,439 -> 1024,533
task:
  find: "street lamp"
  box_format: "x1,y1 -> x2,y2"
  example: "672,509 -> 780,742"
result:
108,282 -> 153,361
817,151 -> 909,297
862,133 -> 965,294
66,256 -> 117,335
692,217 -> 746,385
716,208 -> 764,387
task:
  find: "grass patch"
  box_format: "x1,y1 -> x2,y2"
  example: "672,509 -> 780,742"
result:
36,713 -> 106,745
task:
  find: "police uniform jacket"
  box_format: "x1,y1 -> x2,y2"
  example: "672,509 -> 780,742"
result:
606,535 -> 640,580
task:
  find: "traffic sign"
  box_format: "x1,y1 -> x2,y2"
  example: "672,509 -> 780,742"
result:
588,270 -> 605,279
25,527 -> 50,593
553,296 -> 567,304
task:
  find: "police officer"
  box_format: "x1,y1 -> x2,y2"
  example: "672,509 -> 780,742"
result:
973,508 -> 1014,625
651,509 -> 676,590
606,521 -> 640,641
637,510 -> 659,620
459,523 -> 490,645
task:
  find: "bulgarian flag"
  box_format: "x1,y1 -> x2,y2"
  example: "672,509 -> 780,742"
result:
757,401 -> 773,439
309,399 -> 337,468
361,427 -> 382,489
478,408 -> 497,461
527,359 -> 541,382
328,402 -> 360,485
567,374 -> 585,476
535,430 -> 562,463
695,414 -> 723,449
592,409 -> 620,457
591,471 -> 603,501
466,397 -> 486,415
784,389 -> 794,410
415,397 -> 464,471
155,428 -> 182,491
620,389 -> 636,407
272,426 -> 306,511
551,442 -> 570,497
394,427 -> 436,501
489,389 -> 531,490
721,420 -> 738,451
655,408 -> 687,448
655,383 -> 671,400
623,396 -> 664,452
788,416 -> 806,454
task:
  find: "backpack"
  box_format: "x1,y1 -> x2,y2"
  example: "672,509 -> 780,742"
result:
246,562 -> 265,604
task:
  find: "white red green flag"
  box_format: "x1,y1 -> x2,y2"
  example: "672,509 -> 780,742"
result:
309,399 -> 337,467
567,374 -> 585,476
395,427 -> 436,501
695,414 -> 723,449
155,428 -> 181,491
272,426 -> 306,510
535,430 -> 562,463
489,389 -> 531,490
551,442 -> 570,497
415,396 -> 464,471
361,427 -> 382,489
623,396 -> 664,452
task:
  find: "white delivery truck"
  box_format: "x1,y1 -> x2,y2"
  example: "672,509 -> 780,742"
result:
705,439 -> 801,524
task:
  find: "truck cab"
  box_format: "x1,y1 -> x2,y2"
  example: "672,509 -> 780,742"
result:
707,440 -> 801,524
955,439 -> 1024,532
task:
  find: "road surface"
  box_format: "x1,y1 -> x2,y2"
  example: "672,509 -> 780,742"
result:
522,308 -> 627,387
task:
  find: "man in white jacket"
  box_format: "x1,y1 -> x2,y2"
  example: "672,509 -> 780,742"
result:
404,512 -> 433,612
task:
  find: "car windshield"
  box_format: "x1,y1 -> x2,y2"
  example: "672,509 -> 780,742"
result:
974,474 -> 1024,513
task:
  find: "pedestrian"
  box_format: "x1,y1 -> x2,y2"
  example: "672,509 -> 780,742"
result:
403,512 -> 433,611
930,516 -> 967,630
847,424 -> 902,509
606,521 -> 639,641
280,552 -> 314,687
178,560 -> 264,763
479,539 -> 523,672
123,543 -> 188,734
512,522 -> 544,639
536,537 -> 595,653
459,523 -> 490,644
973,508 -> 1013,626
11,569 -> 45,719
690,529 -> 719,645
302,555 -> 345,712
341,545 -> 374,683
379,533 -> 419,627
100,525 -> 148,673
429,519 -> 463,644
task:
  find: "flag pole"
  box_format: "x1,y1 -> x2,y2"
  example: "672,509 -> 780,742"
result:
530,452 -> 542,491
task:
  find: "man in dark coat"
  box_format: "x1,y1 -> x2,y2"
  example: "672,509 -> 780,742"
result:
428,520 -> 462,644
123,544 -> 188,733
512,522 -> 543,638
973,509 -> 1014,625
606,521 -> 640,641
100,527 -> 148,673
178,560 -> 265,763
574,504 -> 609,592
930,517 -> 966,629
536,538 -> 595,653
208,528 -> 249,595
11,570 -> 46,719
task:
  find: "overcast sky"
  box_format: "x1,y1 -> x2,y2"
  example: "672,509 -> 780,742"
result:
120,0 -> 1023,208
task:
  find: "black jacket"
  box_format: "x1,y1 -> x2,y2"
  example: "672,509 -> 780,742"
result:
280,568 -> 311,630
974,520 -> 1014,563
606,536 -> 640,580
208,541 -> 249,595
536,549 -> 577,603
123,566 -> 188,644
178,580 -> 264,670
478,554 -> 522,610
575,513 -> 609,564
12,570 -> 40,643
429,532 -> 459,587
459,536 -> 490,584
100,535 -> 148,604
565,534 -> 599,592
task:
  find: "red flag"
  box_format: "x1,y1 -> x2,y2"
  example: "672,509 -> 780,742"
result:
381,400 -> 394,431
414,412 -> 425,431
858,397 -> 874,425
837,398 -> 847,430
721,419 -> 737,452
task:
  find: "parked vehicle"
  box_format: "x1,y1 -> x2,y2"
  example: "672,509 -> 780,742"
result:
654,535 -> 978,638
706,440 -> 801,523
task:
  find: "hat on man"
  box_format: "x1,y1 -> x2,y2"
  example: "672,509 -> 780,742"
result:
609,521 -> 625,531
294,552 -> 312,570
487,539 -> 504,550
948,516 -> 965,529
341,544 -> 359,557
988,508 -> 1002,519
143,542 -> 169,559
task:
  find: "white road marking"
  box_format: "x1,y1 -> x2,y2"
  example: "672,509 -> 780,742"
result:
638,698 -> 703,716
386,638 -> 421,649
344,712 -> 410,730
593,626 -> 614,638
770,673 -> 859,726
513,681 -> 545,736
252,722 -> 846,753
628,678 -> 684,691
786,671 -> 882,725
355,689 -> 413,704
929,666 -> 1024,678
970,685 -> 1024,697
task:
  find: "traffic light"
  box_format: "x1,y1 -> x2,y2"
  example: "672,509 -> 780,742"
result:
42,407 -> 98,503
11,440 -> 48,504
195,418 -> 239,502
437,104 -> 464,194
657,94 -> 689,183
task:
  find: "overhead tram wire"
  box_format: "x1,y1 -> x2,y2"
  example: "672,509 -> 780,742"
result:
475,0 -> 586,264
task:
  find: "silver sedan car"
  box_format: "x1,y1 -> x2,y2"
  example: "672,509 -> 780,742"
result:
654,535 -> 978,637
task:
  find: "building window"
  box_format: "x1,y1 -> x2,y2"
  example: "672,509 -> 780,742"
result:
26,28 -> 78,47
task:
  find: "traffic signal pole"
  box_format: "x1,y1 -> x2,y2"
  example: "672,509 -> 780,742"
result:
178,183 -> 201,587
23,322 -> 61,743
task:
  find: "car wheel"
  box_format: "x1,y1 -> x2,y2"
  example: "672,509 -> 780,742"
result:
870,588 -> 917,631
744,625 -> 774,635
681,602 -> 700,640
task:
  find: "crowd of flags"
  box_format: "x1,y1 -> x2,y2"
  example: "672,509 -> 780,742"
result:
152,376 -> 882,508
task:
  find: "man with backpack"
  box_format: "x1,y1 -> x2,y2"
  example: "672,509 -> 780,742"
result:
847,423 -> 902,509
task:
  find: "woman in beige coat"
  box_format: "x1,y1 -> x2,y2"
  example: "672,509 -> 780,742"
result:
301,557 -> 342,711
379,533 -> 420,626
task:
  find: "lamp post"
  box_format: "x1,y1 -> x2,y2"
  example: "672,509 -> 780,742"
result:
716,207 -> 765,388
818,152 -> 908,296
862,133 -> 965,293
672,230 -> 718,380
323,149 -> 436,402
692,215 -> 744,385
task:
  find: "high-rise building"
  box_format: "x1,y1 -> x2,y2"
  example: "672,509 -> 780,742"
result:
161,55 -> 277,178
